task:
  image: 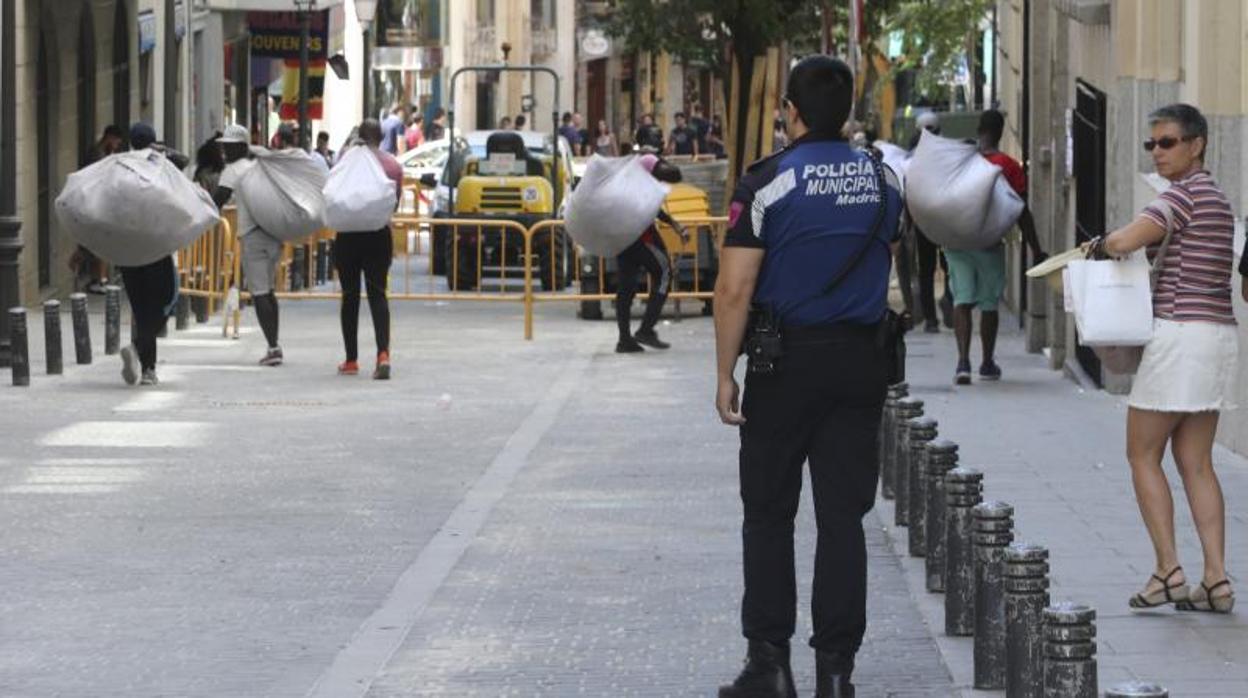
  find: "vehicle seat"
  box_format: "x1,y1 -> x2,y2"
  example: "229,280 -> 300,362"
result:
485,131 -> 545,177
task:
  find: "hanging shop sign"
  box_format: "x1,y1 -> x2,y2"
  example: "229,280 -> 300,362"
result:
248,10 -> 331,59
138,10 -> 157,54
278,59 -> 326,120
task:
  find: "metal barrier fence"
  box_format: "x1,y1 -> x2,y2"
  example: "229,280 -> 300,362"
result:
177,212 -> 729,340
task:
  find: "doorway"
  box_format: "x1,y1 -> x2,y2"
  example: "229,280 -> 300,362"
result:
586,58 -> 606,141
78,6 -> 97,166
113,0 -> 130,129
37,32 -> 52,289
1072,78 -> 1107,384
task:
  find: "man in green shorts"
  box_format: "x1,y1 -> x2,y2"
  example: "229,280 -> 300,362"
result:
947,110 -> 1046,385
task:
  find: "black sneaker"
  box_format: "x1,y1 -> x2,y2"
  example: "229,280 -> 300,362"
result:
259,347 -> 283,367
979,361 -> 1002,382
634,329 -> 671,350
615,338 -> 645,354
120,344 -> 139,386
955,360 -> 972,386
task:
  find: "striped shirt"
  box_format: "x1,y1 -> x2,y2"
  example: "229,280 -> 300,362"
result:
1140,169 -> 1237,325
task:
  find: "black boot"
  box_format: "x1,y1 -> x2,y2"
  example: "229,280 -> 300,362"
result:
718,639 -> 797,698
814,650 -> 855,698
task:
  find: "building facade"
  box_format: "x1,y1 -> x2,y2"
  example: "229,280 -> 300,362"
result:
996,0 -> 1248,454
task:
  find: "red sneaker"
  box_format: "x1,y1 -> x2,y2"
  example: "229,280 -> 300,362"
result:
337,360 -> 359,376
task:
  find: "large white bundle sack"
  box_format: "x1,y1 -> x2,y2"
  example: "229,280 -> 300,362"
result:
565,155 -> 670,257
1067,251 -> 1154,346
239,147 -> 328,241
905,131 -> 1024,251
323,146 -> 396,232
55,149 -> 219,267
875,141 -> 911,193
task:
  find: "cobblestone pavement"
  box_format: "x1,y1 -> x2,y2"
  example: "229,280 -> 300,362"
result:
1,295 -> 955,697
890,321 -> 1248,697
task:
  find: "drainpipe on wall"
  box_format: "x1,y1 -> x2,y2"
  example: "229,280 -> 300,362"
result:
0,0 -> 23,368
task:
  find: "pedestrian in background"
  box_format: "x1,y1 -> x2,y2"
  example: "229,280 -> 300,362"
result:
381,104 -> 407,155
559,112 -> 583,156
427,108 -> 448,141
498,115 -> 513,130
116,123 -> 182,387
945,110 -> 1046,384
633,113 -> 664,152
315,130 -> 336,168
896,111 -> 950,334
714,55 -> 903,698
690,102 -> 710,153
666,112 -> 700,157
405,114 -> 425,150
333,119 -> 402,380
593,120 -> 618,156
72,125 -> 127,294
193,131 -> 225,193
614,154 -> 687,354
214,123 -> 285,367
514,114 -> 527,131
1091,103 -> 1237,613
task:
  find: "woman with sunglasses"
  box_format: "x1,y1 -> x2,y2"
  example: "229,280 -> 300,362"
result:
1090,103 -> 1238,613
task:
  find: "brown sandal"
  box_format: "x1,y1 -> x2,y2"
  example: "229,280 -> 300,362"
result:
1175,579 -> 1235,613
1128,566 -> 1190,609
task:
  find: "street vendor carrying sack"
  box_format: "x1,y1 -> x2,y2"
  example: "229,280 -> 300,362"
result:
55,123 -> 206,387
213,122 -> 300,368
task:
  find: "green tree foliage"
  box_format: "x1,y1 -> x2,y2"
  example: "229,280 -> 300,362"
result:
886,0 -> 995,96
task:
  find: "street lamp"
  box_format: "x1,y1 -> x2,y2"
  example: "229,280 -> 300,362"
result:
292,0 -> 316,150
355,0 -> 377,121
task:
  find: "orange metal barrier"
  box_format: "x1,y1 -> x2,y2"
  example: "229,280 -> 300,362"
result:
177,214 -> 728,340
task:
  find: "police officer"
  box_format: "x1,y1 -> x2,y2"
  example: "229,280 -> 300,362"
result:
714,56 -> 902,698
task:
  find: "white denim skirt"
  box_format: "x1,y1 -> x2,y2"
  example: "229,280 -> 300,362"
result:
1128,318 -> 1240,412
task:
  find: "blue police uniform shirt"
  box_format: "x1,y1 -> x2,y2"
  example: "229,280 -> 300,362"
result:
725,135 -> 903,327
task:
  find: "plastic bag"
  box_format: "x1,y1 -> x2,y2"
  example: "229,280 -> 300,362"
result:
239,147 -> 328,241
1067,251 -> 1154,346
565,155 -> 670,257
55,149 -> 220,267
323,146 -> 396,232
905,131 -> 1024,251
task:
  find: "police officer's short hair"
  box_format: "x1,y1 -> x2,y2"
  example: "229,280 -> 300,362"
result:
784,56 -> 854,137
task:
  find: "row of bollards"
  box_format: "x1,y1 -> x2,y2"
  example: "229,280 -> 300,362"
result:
9,288 -> 128,386
880,381 -> 1168,698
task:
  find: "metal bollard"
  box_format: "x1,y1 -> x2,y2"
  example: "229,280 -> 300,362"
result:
291,246 -> 307,291
175,291 -> 190,330
9,308 -> 29,386
893,397 -> 925,527
924,439 -> 960,592
1104,682 -> 1167,697
1043,603 -> 1097,698
1005,543 -> 1050,698
193,267 -> 208,323
907,417 -> 939,557
879,382 -> 908,500
316,239 -> 329,284
70,293 -> 92,365
43,300 -> 63,375
944,467 -> 983,636
974,501 -> 1016,689
104,285 -> 121,355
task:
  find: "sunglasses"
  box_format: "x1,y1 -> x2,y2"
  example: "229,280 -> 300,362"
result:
1142,135 -> 1195,152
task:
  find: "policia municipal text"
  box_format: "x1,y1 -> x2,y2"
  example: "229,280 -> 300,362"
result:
714,56 -> 904,698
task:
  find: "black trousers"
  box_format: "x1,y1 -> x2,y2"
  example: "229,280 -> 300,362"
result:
334,229 -> 392,362
615,236 -> 670,340
738,325 -> 887,658
118,256 -> 177,371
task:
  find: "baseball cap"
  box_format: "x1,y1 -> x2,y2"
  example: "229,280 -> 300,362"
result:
220,124 -> 249,144
916,111 -> 941,133
129,122 -> 157,149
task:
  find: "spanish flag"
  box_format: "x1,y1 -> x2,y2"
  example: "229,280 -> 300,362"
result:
279,59 -> 326,121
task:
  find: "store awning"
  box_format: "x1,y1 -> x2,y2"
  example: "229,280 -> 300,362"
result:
204,0 -> 343,10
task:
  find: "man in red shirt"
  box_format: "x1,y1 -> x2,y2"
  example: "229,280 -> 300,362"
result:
944,109 -> 1047,385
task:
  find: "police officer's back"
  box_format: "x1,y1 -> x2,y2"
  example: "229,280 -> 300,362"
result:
713,56 -> 902,698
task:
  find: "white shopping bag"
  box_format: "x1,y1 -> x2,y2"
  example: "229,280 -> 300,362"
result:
240,147 -> 328,241
55,149 -> 220,267
1067,251 -> 1154,346
565,155 -> 669,258
905,131 -> 1023,250
323,146 -> 396,232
